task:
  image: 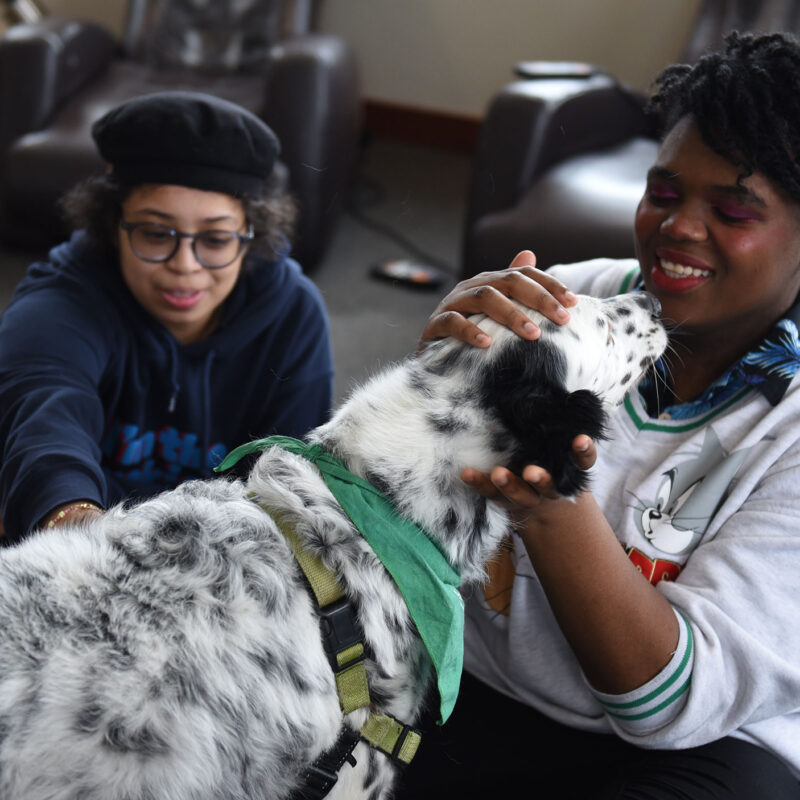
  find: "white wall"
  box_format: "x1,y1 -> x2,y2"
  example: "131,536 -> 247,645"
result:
46,0 -> 127,37
43,0 -> 702,119
318,0 -> 701,117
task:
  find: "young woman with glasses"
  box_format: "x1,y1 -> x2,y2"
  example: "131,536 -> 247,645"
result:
0,92 -> 333,542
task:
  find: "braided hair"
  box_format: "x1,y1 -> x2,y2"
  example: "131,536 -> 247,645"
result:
648,31 -> 800,204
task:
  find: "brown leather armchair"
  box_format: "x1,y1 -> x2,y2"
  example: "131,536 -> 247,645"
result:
460,0 -> 800,279
0,0 -> 361,269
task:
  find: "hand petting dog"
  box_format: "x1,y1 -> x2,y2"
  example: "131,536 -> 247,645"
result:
421,249 -> 597,511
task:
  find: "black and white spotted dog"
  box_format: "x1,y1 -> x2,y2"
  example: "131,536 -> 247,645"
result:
0,293 -> 666,800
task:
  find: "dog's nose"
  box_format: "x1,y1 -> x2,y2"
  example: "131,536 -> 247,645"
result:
637,291 -> 662,319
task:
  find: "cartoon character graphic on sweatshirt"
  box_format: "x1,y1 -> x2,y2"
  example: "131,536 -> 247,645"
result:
632,428 -> 751,556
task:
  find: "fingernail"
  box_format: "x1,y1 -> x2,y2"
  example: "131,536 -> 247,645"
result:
475,333 -> 491,347
494,473 -> 508,486
522,321 -> 538,337
564,290 -> 577,303
555,306 -> 569,320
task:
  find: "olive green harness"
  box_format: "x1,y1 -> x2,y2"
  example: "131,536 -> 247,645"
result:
216,435 -> 467,798
260,512 -> 420,798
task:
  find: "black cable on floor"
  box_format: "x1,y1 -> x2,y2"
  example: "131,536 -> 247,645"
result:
344,174 -> 458,276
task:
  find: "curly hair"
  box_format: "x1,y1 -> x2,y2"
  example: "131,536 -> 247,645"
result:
648,31 -> 800,204
59,172 -> 297,263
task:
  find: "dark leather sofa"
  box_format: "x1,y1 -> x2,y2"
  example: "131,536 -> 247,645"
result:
0,0 -> 361,270
460,0 -> 800,279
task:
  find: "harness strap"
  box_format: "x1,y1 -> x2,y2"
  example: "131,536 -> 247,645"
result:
280,518 -> 371,713
270,510 -> 421,796
282,516 -> 342,607
361,714 -> 421,764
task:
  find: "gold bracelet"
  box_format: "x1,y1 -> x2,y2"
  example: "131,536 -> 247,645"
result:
46,502 -> 103,529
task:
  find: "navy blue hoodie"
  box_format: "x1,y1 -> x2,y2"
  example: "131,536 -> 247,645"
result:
0,232 -> 333,542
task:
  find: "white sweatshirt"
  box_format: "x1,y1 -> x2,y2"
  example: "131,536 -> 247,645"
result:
464,259 -> 800,778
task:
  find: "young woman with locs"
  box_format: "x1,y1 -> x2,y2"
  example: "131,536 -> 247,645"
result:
399,32 -> 800,799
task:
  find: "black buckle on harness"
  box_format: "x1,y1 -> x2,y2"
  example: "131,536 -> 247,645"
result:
299,763 -> 339,799
293,727 -> 360,800
318,596 -> 365,673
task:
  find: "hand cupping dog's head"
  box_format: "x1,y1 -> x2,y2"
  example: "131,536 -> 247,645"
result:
419,292 -> 667,497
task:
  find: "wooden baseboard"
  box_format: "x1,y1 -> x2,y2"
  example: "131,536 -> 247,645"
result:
363,99 -> 482,152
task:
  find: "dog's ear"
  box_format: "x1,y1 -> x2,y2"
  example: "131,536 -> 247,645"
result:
499,385 -> 607,497
480,338 -> 608,497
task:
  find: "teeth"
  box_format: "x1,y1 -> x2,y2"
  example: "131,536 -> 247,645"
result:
660,259 -> 712,278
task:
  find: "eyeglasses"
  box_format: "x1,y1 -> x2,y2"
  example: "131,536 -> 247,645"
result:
120,221 -> 255,269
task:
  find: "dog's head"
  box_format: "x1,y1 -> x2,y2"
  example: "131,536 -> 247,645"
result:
418,291 -> 668,497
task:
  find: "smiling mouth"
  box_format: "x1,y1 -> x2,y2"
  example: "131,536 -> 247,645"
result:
162,289 -> 203,309
658,259 -> 713,279
650,256 -> 714,293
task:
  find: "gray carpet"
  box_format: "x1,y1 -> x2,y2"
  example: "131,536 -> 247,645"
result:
0,138 -> 472,403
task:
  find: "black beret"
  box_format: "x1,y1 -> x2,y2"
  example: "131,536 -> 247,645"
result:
91,91 -> 280,197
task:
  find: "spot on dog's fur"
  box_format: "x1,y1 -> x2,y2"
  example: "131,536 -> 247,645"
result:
426,412 -> 468,435
408,370 -> 434,398
103,717 -> 170,756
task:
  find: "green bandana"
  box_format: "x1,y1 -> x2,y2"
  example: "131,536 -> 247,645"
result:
215,435 -> 464,724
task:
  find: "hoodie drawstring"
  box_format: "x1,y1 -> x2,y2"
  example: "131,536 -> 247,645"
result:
202,350 -> 216,471
166,337 -> 180,414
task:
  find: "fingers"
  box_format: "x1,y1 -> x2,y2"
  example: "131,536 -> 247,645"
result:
419,309 -> 494,350
511,465 -> 561,501
508,250 -> 537,270
461,467 -> 504,498
461,435 -> 597,508
572,435 -> 597,471
419,251 -> 578,349
461,465 -> 559,508
453,267 -> 574,327
472,250 -> 577,314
